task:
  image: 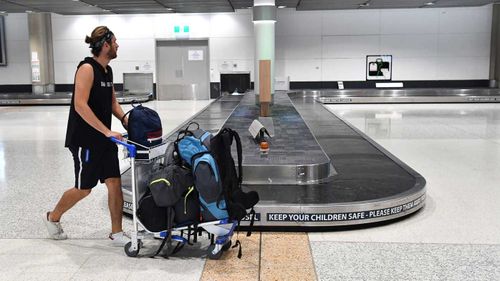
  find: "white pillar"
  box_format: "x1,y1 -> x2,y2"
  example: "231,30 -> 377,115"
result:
28,13 -> 55,94
253,0 -> 276,102
490,4 -> 500,88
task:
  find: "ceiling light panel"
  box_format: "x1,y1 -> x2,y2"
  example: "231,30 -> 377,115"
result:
0,0 -> 498,15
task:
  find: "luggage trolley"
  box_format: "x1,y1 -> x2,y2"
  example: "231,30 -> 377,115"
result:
111,137 -> 237,259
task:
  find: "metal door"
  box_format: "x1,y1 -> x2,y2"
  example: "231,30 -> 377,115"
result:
156,40 -> 209,100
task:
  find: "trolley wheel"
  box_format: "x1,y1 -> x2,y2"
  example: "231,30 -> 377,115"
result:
207,244 -> 223,260
222,240 -> 232,251
124,241 -> 141,257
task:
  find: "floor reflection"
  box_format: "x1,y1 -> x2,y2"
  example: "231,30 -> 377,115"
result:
327,104 -> 500,140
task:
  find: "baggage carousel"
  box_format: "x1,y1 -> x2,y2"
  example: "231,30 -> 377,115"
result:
122,91 -> 426,229
314,88 -> 500,104
0,92 -> 152,105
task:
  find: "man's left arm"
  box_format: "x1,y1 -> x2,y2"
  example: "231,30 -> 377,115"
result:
111,86 -> 128,128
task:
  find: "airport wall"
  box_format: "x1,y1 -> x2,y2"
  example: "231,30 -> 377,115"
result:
276,6 -> 492,82
0,5 -> 493,86
0,14 -> 30,85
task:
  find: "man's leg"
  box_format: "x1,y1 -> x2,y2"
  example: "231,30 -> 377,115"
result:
104,177 -> 123,234
51,146 -> 94,221
49,187 -> 92,222
43,187 -> 91,240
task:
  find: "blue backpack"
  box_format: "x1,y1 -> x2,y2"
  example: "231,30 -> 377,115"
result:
175,122 -> 259,224
176,122 -> 260,259
122,102 -> 162,149
175,123 -> 229,221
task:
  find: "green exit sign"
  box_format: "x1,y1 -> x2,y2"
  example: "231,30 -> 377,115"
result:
174,25 -> 189,33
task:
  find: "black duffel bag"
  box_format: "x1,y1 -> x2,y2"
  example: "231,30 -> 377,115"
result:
137,164 -> 194,233
136,192 -> 171,232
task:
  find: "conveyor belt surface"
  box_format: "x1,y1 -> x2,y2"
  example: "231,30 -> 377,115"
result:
123,91 -> 426,228
0,92 -> 152,105
312,88 -> 500,103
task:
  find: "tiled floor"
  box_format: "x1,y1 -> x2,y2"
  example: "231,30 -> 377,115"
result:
312,103 -> 500,280
0,100 -> 499,280
0,100 -> 213,281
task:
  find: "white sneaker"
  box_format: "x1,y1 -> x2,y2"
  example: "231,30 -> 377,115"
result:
109,231 -> 131,247
42,212 -> 68,240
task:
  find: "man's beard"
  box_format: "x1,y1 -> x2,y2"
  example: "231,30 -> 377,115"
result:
107,48 -> 117,59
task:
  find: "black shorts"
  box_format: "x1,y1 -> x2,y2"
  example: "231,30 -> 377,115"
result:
69,145 -> 120,189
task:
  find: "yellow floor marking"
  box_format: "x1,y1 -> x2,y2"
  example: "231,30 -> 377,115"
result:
201,232 -> 317,281
260,232 -> 317,281
201,232 -> 261,281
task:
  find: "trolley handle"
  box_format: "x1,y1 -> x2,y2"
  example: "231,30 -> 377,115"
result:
110,137 -> 137,158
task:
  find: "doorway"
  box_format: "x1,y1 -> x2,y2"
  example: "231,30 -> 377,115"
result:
156,39 -> 209,100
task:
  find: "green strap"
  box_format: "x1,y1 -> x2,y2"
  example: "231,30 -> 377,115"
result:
150,178 -> 171,187
184,186 -> 195,214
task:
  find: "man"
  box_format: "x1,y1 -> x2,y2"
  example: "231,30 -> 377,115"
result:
43,26 -> 130,246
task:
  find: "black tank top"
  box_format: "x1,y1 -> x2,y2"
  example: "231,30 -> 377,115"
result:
65,57 -> 114,148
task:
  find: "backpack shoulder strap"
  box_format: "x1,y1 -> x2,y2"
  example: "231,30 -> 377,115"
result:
230,128 -> 243,184
120,109 -> 132,130
120,101 -> 141,130
176,122 -> 200,141
150,207 -> 174,258
219,127 -> 242,184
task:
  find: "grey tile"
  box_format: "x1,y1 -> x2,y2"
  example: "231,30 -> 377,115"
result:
121,253 -> 206,280
0,239 -> 98,255
79,253 -> 136,271
18,272 -> 74,281
70,271 -> 130,281
126,271 -> 201,281
311,241 -> 500,281
0,253 -> 86,273
0,271 -> 23,281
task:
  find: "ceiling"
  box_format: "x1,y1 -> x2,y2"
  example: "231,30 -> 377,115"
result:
0,0 -> 498,15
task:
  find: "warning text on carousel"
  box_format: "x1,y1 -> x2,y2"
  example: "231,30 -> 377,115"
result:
267,195 -> 424,222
